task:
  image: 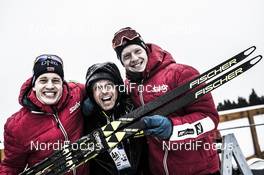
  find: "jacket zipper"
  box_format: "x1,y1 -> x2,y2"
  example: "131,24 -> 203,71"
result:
53,113 -> 76,175
137,81 -> 169,175
163,147 -> 169,175
53,113 -> 69,141
138,81 -> 145,106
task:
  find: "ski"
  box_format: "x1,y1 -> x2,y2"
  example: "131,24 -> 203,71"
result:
49,54 -> 262,175
19,46 -> 260,175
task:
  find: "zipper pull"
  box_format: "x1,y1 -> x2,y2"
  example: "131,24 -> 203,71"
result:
52,108 -> 60,129
53,112 -> 60,129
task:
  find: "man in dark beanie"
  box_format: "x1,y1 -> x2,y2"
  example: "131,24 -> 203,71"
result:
0,54 -> 89,175
82,62 -> 149,175
112,27 -> 220,175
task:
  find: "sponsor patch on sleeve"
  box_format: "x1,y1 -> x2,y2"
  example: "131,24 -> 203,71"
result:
178,128 -> 194,137
195,122 -> 203,135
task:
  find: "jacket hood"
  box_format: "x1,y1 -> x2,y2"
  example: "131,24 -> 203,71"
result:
85,62 -> 125,112
85,62 -> 123,90
126,43 -> 176,82
18,77 -> 70,113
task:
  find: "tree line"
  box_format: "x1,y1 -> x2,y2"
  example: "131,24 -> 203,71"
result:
217,89 -> 264,111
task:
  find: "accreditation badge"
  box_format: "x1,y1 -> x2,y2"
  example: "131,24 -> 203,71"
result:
109,144 -> 131,171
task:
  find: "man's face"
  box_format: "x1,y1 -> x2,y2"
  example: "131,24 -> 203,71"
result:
121,44 -> 148,72
92,79 -> 118,111
33,73 -> 63,105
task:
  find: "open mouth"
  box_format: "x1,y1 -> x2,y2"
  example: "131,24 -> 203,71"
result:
43,91 -> 57,98
132,61 -> 143,68
101,96 -> 112,102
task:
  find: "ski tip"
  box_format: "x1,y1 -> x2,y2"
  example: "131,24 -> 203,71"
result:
244,46 -> 256,56
249,55 -> 262,65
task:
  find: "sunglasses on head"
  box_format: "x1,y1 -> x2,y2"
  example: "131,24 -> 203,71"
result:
112,28 -> 140,49
34,54 -> 63,65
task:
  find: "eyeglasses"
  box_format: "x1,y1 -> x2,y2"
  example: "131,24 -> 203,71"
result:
112,27 -> 140,49
34,54 -> 63,65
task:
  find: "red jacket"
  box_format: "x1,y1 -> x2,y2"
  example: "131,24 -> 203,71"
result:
126,44 -> 220,175
0,78 -> 89,175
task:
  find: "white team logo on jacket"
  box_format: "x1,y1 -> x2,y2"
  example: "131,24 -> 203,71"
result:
70,101 -> 80,114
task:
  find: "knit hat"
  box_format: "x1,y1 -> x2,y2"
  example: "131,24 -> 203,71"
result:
32,54 -> 64,85
112,27 -> 148,62
85,62 -> 123,92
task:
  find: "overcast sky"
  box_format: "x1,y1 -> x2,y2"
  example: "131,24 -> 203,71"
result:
0,0 -> 263,147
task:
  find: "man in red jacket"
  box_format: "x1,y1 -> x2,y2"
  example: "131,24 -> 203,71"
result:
0,55 -> 89,175
112,27 -> 220,175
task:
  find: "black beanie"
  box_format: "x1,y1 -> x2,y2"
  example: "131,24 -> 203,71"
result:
32,54 -> 64,85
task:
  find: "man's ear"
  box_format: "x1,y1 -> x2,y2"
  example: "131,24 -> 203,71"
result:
32,86 -> 36,91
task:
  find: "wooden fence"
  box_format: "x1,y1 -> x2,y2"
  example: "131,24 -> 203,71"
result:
219,105 -> 264,159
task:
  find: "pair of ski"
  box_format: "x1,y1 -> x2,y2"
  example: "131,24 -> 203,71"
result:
20,46 -> 262,175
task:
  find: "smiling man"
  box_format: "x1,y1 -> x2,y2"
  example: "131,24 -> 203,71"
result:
112,27 -> 220,175
0,55 -> 88,175
83,62 -> 148,175
33,73 -> 63,105
92,79 -> 118,111
121,44 -> 148,73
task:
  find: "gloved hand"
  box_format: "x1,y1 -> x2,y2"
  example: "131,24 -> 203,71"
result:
82,97 -> 94,116
142,115 -> 172,140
